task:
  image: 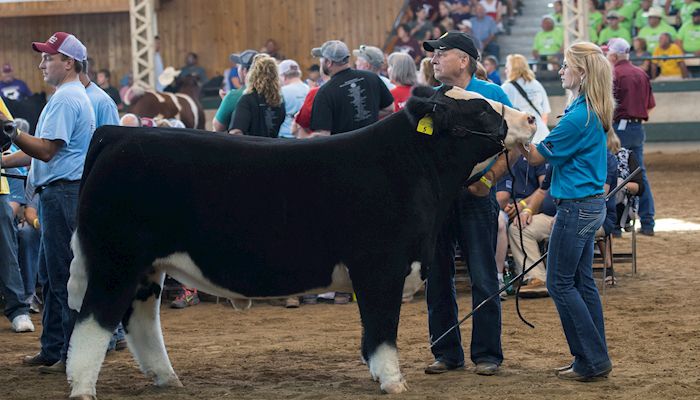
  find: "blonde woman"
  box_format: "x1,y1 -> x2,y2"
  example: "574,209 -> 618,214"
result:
501,54 -> 551,142
522,42 -> 615,382
230,54 -> 285,137
417,57 -> 439,87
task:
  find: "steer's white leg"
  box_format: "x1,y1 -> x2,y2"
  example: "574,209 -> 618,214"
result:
67,316 -> 112,399
368,343 -> 407,394
125,271 -> 182,388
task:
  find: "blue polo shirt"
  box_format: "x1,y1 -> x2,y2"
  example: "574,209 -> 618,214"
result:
465,75 -> 513,107
86,82 -> 119,128
536,95 -> 606,199
29,80 -> 96,188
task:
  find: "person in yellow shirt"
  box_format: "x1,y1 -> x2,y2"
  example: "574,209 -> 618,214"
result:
652,32 -> 689,79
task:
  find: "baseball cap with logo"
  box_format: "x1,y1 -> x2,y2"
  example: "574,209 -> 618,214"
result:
311,40 -> 350,63
607,38 -> 631,54
230,49 -> 258,69
278,59 -> 301,76
423,31 -> 480,60
353,45 -> 385,68
32,32 -> 87,61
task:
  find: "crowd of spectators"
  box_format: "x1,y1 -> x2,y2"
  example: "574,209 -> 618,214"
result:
532,0 -> 700,80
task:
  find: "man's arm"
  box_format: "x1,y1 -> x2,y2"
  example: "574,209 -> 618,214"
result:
10,132 -> 63,162
306,130 -> 331,138
378,104 -> 394,119
467,150 -> 519,196
680,60 -> 690,79
0,149 -> 31,168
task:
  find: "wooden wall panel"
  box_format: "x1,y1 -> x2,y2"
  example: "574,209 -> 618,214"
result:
0,0 -> 128,17
0,0 -> 403,98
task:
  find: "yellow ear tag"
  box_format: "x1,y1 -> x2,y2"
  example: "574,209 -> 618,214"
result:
417,116 -> 434,135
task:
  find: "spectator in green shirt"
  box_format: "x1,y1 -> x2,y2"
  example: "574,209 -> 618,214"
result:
533,15 -> 563,60
617,0 -> 640,33
634,0 -> 653,35
679,0 -> 700,26
638,7 -> 678,52
589,0 -> 605,35
678,8 -> 700,55
212,50 -> 257,132
599,11 -> 633,44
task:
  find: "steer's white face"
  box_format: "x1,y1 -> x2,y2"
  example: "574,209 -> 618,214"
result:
444,87 -> 537,149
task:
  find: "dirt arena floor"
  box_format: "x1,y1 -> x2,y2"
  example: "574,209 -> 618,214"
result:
2,150 -> 700,400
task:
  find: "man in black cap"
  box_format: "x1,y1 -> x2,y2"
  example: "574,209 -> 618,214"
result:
307,40 -> 394,138
422,31 -> 514,377
213,49 -> 257,132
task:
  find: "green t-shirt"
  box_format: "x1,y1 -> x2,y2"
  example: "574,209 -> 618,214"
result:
638,24 -> 678,53
214,85 -> 246,128
679,22 -> 700,53
590,11 -> 604,33
617,3 -> 639,32
634,8 -> 648,30
680,3 -> 700,26
598,26 -> 633,45
533,28 -> 564,56
590,26 -> 599,44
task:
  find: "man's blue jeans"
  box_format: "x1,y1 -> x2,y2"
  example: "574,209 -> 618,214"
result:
546,197 -> 611,376
18,222 -> 41,301
427,189 -> 503,367
0,195 -> 30,321
38,182 -> 79,363
614,121 -> 655,230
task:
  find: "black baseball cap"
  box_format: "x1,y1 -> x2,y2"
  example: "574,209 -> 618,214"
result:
423,31 -> 479,60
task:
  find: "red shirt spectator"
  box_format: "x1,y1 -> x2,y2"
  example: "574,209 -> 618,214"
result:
294,86 -> 319,130
390,85 -> 412,112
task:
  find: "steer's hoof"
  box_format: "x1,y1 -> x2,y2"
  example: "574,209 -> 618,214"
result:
380,380 -> 408,394
159,376 -> 184,388
69,395 -> 96,400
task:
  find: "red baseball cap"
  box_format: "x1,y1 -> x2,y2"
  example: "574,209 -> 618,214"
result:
32,32 -> 87,61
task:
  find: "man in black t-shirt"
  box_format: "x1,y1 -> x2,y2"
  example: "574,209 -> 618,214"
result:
308,40 -> 394,137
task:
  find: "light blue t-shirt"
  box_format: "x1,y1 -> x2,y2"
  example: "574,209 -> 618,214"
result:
279,81 -> 310,138
29,80 -> 96,188
466,75 -> 513,107
86,82 -> 119,128
6,144 -> 27,204
536,95 -> 606,199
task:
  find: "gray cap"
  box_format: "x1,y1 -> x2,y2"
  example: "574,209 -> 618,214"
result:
311,40 -> 350,63
230,49 -> 258,69
353,45 -> 385,68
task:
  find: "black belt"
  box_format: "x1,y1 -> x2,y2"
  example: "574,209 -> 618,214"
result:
555,193 -> 604,205
615,118 -> 643,124
36,179 -> 79,194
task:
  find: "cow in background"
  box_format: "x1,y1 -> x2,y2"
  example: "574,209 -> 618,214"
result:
123,75 -> 205,130
65,86 -> 536,399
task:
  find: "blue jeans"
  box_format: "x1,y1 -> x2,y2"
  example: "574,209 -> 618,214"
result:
38,182 -> 79,363
0,195 -> 30,321
18,222 -> 41,301
547,198 -> 611,376
614,122 -> 654,230
427,189 -> 503,367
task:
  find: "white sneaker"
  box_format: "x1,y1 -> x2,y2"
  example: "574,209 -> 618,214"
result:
11,314 -> 35,333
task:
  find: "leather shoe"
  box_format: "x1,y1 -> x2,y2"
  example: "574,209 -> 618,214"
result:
474,361 -> 499,376
38,360 -> 66,375
424,360 -> 464,374
557,366 -> 611,382
23,352 -> 57,367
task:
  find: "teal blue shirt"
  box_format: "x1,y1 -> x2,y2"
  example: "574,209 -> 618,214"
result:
465,75 -> 513,107
536,95 -> 606,199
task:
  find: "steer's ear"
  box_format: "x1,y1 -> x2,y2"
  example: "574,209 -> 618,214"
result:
411,85 -> 437,99
405,96 -> 442,122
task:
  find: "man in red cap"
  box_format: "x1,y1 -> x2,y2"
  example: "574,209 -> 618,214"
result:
0,31 -> 95,374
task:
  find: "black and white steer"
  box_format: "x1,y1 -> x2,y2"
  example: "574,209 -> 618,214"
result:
65,86 -> 536,399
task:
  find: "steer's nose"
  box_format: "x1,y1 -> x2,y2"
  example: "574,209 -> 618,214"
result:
526,114 -> 537,133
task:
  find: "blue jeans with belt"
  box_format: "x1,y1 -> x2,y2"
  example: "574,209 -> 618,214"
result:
547,197 -> 611,376
38,181 -> 79,363
0,194 -> 30,321
614,121 -> 655,230
427,189 -> 503,367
